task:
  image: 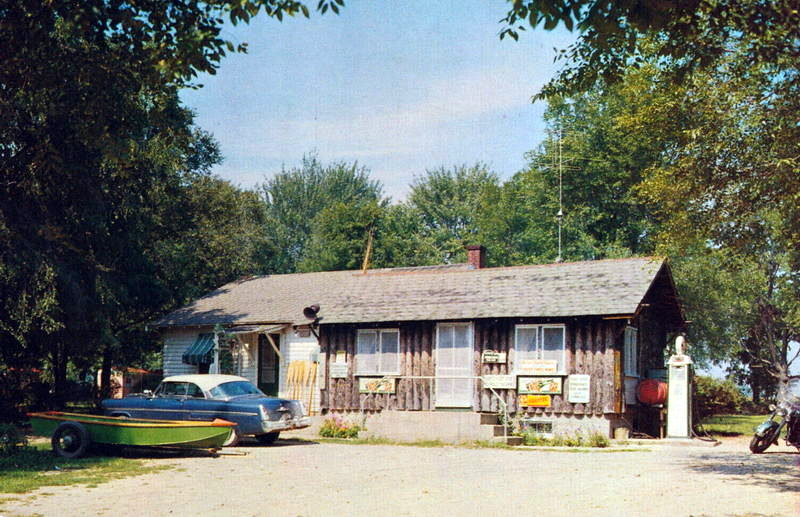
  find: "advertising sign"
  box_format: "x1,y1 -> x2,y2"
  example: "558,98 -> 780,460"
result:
481,350 -> 507,364
482,375 -> 515,389
516,359 -> 559,375
358,377 -> 396,394
329,362 -> 348,379
520,394 -> 552,407
518,376 -> 563,395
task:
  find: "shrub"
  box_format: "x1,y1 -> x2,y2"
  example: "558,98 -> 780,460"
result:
521,430 -> 609,448
0,423 -> 28,457
693,375 -> 748,423
319,414 -> 362,439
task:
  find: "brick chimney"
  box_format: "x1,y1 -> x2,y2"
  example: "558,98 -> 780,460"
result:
466,245 -> 486,269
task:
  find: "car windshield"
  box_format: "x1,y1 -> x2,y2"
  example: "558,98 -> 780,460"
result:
209,381 -> 264,399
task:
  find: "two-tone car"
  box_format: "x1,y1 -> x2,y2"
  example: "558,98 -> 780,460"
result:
101,374 -> 311,446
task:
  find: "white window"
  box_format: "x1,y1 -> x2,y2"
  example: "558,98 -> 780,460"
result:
624,326 -> 639,377
514,325 -> 566,372
356,329 -> 400,375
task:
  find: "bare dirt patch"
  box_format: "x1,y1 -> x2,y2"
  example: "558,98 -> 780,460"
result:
2,436 -> 798,517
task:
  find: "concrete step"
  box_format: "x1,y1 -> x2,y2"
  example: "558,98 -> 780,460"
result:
479,413 -> 499,425
492,424 -> 513,437
491,435 -> 523,446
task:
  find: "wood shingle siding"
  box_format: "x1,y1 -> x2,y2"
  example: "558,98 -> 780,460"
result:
320,317 -> 633,415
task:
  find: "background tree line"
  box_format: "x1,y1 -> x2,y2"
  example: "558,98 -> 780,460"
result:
2,1 -> 797,418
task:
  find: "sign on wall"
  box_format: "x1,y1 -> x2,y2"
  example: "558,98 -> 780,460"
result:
567,374 -> 590,403
481,350 -> 507,363
358,377 -> 396,394
520,394 -> 552,407
517,359 -> 559,375
518,376 -> 563,395
329,362 -> 348,379
482,375 -> 515,389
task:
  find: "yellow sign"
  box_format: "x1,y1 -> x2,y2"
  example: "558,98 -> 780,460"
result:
520,395 -> 551,407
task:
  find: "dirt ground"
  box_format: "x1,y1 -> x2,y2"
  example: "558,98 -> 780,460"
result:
2,435 -> 798,517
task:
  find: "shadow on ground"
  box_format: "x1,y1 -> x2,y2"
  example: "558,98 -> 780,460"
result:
684,450 -> 800,493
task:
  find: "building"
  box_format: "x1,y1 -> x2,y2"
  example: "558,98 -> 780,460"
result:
155,248 -> 684,440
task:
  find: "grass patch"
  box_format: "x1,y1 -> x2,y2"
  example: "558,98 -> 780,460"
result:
700,414 -> 767,437
0,442 -> 169,495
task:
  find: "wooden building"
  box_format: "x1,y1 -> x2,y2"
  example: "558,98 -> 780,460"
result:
156,249 -> 684,439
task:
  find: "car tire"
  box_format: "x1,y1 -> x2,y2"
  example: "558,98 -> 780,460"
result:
52,421 -> 91,459
222,426 -> 241,447
255,432 -> 280,445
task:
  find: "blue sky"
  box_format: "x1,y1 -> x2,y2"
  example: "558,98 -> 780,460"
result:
180,1 -> 576,200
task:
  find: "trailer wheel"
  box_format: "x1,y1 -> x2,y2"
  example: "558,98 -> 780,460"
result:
222,426 -> 241,447
52,421 -> 91,459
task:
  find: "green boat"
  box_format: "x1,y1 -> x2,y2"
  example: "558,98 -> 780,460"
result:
28,411 -> 235,458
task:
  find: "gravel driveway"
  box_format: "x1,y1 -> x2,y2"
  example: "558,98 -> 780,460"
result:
3,437 -> 798,517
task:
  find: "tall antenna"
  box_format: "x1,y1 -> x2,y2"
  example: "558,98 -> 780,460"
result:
556,124 -> 564,263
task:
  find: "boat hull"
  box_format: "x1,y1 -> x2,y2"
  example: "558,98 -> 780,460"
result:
28,412 -> 234,449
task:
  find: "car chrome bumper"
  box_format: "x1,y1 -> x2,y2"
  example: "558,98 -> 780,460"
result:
262,416 -> 312,432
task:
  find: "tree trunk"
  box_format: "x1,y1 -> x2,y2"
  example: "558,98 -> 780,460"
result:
98,343 -> 113,406
51,344 -> 68,409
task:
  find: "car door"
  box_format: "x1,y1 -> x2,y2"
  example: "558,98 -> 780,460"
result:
142,381 -> 187,420
182,382 -> 223,421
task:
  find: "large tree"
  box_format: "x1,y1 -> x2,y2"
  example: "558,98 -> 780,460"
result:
407,164 -> 499,264
260,154 -> 384,273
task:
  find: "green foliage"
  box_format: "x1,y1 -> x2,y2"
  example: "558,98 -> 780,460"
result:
0,425 -> 27,457
521,430 -> 609,448
693,375 -> 748,424
260,154 -> 384,273
318,414 -> 362,439
499,1 -> 799,102
408,164 -> 499,264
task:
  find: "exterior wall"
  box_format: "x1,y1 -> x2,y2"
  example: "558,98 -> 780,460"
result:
162,328 -> 205,376
277,331 -> 322,413
319,317 -> 629,417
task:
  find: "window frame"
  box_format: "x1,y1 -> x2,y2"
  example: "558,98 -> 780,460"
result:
624,326 -> 639,378
514,324 -> 567,374
356,328 -> 401,375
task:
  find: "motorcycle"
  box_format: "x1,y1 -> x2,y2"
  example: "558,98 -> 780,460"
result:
749,398 -> 800,453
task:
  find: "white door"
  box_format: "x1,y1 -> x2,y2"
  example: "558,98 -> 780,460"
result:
435,323 -> 474,408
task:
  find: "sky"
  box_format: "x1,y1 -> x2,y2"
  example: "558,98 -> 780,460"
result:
179,1 -> 576,200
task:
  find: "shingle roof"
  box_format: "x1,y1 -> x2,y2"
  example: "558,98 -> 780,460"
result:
155,257 -> 668,327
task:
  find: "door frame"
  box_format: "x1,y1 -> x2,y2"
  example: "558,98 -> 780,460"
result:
434,321 -> 474,408
257,333 -> 282,396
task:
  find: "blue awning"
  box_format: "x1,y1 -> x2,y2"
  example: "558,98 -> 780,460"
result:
182,333 -> 215,365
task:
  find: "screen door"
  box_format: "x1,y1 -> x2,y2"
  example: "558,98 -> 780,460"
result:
435,323 -> 474,408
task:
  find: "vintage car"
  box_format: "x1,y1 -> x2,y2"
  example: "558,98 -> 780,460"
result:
101,374 -> 310,446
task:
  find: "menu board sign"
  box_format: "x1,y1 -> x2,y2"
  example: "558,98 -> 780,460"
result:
567,374 -> 591,403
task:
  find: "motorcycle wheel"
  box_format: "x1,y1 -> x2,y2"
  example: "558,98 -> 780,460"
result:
749,430 -> 776,454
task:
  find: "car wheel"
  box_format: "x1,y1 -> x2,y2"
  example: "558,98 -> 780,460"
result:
222,426 -> 241,447
255,432 -> 280,445
52,421 -> 91,459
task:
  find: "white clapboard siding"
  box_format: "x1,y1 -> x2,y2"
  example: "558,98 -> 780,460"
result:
162,328 -> 211,376
234,333 -> 258,382
278,331 -> 321,413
